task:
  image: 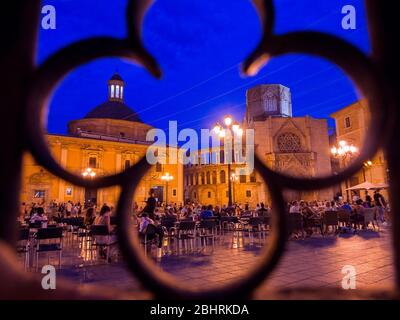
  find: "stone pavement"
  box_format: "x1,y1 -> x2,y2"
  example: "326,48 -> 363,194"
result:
22,225 -> 395,297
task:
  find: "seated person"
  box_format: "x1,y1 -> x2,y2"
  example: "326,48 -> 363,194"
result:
30,207 -> 48,228
340,202 -> 352,212
350,199 -> 365,228
324,201 -> 333,212
289,201 -> 301,213
84,207 -> 95,226
139,213 -> 154,233
165,207 -> 177,219
301,202 -> 320,236
182,207 -> 194,220
214,206 -> 222,220
200,205 -> 214,220
139,213 -> 164,248
240,210 -> 252,218
94,205 -> 118,261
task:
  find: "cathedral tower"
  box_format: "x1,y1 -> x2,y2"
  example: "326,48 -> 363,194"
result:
245,84 -> 292,123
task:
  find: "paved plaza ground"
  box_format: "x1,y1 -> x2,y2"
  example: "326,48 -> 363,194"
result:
22,224 -> 395,298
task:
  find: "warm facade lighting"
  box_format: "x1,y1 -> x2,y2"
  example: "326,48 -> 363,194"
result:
161,172 -> 173,182
82,167 -> 96,178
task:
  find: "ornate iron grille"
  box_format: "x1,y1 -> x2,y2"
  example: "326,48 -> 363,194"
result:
0,0 -> 399,299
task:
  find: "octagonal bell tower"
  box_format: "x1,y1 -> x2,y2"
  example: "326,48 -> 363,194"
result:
245,84 -> 292,123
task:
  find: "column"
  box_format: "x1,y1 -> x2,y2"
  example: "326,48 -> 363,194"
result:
58,147 -> 68,202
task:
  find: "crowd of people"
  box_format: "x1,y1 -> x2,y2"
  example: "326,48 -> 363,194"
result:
20,189 -> 388,227
286,189 -> 388,222
18,188 -> 389,260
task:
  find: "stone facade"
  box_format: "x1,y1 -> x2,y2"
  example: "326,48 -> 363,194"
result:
20,135 -> 183,208
185,84 -> 333,207
184,154 -> 259,207
20,74 -> 183,208
330,99 -> 389,200
248,115 -> 333,203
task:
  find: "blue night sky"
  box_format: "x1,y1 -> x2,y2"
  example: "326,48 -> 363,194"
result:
38,0 -> 369,136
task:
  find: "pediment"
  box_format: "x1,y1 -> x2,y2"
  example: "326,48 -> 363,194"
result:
273,118 -> 306,140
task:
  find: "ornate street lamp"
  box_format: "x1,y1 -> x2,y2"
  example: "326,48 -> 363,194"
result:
161,172 -> 173,206
213,115 -> 243,207
331,140 -> 358,201
82,167 -> 96,207
230,172 -> 239,204
82,167 -> 96,178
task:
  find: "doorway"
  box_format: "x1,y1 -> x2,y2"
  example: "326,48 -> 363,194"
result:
84,188 -> 98,207
152,186 -> 164,204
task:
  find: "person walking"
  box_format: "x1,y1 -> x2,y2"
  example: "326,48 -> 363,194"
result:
143,188 -> 157,220
373,189 -> 386,223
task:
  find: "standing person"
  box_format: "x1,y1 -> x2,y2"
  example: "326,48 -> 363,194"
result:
143,188 -> 157,220
72,204 -> 79,216
373,189 -> 386,223
66,201 -> 73,217
365,191 -> 372,208
77,202 -> 82,215
257,203 -> 269,217
58,203 -> 65,218
352,191 -> 360,204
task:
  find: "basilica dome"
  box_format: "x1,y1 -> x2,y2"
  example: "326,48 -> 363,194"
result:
84,100 -> 142,123
68,73 -> 152,142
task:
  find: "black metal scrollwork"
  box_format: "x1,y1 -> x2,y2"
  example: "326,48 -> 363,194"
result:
16,0 -> 395,299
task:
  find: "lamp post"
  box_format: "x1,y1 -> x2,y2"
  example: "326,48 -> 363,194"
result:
161,172 -> 173,206
331,140 -> 358,202
82,168 -> 96,207
231,172 -> 239,204
213,115 -> 243,207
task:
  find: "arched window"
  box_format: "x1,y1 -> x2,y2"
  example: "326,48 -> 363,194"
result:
124,159 -> 130,170
277,132 -> 301,153
206,171 -> 211,184
195,173 -> 199,185
212,171 -> 217,184
250,172 -> 256,183
201,172 -> 205,184
120,86 -> 124,99
116,85 -> 120,98
220,170 -> 226,183
110,85 -> 115,98
89,156 -> 97,168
